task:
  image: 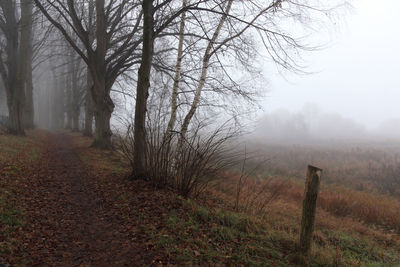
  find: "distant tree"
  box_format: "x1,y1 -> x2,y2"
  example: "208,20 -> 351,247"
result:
64,45 -> 86,132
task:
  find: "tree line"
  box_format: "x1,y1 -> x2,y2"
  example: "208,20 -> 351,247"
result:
0,0 -> 347,182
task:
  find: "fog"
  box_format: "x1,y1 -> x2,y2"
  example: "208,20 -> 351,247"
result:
249,104 -> 400,145
1,0 -> 399,146
2,1 -> 400,265
261,0 -> 400,131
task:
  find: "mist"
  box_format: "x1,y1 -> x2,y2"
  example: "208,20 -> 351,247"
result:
0,0 -> 398,145
249,104 -> 400,145
261,0 -> 400,132
2,1 -> 400,265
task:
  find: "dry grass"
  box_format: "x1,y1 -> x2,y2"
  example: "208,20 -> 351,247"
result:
67,132 -> 130,178
2,130 -> 399,265
0,130 -> 45,164
245,142 -> 400,197
318,187 -> 400,232
70,131 -> 400,235
70,130 -> 400,237
66,132 -> 400,266
0,130 -> 47,261
203,169 -> 400,265
211,173 -> 400,237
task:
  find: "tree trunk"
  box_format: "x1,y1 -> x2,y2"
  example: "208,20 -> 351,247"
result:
10,0 -> 33,135
57,78 -> 66,129
23,2 -> 34,129
50,66 -> 65,129
71,54 -> 80,132
133,0 -> 154,178
89,58 -> 114,148
93,93 -> 114,149
166,0 -> 186,135
0,1 -> 23,135
83,71 -> 94,136
23,60 -> 34,129
178,0 -> 232,147
0,81 -> 6,115
8,100 -> 24,135
65,48 -> 75,130
87,0 -> 114,149
83,0 -> 95,137
72,107 -> 80,131
65,86 -> 73,129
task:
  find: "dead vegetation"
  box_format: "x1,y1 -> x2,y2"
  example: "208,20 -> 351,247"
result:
117,122 -> 240,198
70,132 -> 400,265
2,131 -> 400,265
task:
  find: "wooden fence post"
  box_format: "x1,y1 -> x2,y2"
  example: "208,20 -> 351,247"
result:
299,165 -> 322,265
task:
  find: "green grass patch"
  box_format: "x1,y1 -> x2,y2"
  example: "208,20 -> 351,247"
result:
0,198 -> 24,258
154,199 -> 400,266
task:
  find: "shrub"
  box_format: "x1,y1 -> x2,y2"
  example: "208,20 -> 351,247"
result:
119,120 -> 239,198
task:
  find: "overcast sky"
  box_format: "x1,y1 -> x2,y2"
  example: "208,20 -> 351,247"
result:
261,0 -> 400,130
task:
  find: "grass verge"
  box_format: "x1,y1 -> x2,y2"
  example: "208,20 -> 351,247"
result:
0,130 -> 45,264
68,132 -> 400,266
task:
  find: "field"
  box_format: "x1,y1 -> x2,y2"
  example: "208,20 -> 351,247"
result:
1,130 -> 400,266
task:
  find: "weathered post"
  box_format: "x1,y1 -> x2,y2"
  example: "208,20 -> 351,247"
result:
299,165 -> 322,265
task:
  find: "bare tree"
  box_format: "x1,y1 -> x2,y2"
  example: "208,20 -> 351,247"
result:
155,0 -> 348,150
31,0 -> 347,183
33,0 -> 143,148
177,0 -> 233,148
127,0 -> 347,184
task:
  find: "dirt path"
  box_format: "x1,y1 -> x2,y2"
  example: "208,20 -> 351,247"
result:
20,133 -> 152,266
